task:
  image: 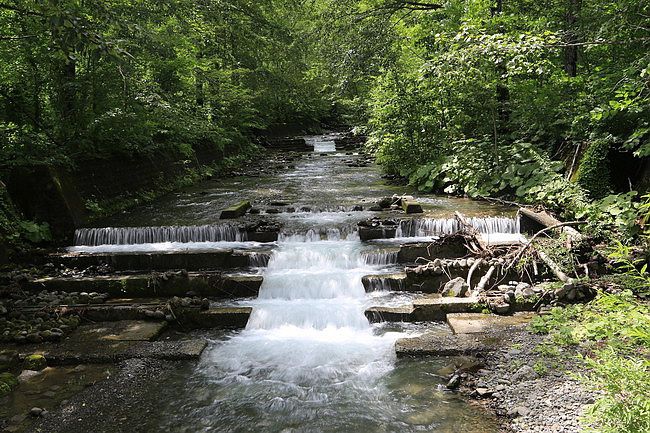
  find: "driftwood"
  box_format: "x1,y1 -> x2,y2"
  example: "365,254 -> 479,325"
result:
454,211 -> 484,253
475,265 -> 496,293
519,208 -> 584,243
538,250 -> 575,285
507,220 -> 587,271
466,258 -> 484,290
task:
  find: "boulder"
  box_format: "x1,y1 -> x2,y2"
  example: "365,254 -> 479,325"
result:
401,200 -> 423,214
511,365 -> 538,382
23,354 -> 47,371
219,200 -> 252,219
441,277 -> 469,297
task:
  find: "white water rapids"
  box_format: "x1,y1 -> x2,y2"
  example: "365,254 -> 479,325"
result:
205,237 -> 402,387
161,233 -> 498,432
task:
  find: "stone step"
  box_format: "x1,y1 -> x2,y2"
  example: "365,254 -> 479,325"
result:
446,312 -> 535,334
179,307 -> 251,329
364,306 -> 414,323
395,332 -> 500,358
361,273 -> 407,292
364,296 -> 489,324
18,339 -> 208,365
412,296 -> 485,321
27,273 -> 263,299
51,249 -> 270,271
11,320 -> 207,365
15,303 -> 251,329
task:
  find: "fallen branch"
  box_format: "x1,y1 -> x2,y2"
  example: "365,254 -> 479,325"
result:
519,208 -> 584,243
477,195 -> 526,208
475,265 -> 496,293
508,220 -> 587,269
466,258 -> 483,290
538,250 -> 575,285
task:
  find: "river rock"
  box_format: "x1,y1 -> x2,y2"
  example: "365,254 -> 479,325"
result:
508,406 -> 531,417
442,277 -> 469,297
447,374 -> 461,389
23,354 -> 46,371
511,365 -> 538,382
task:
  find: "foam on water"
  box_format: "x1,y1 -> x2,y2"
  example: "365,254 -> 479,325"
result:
193,238 -> 411,428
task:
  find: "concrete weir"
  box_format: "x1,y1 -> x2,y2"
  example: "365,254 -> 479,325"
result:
28,273 -> 263,298
364,296 -> 485,324
52,249 -> 265,271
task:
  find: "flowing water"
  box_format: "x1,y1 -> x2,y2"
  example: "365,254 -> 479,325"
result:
66,134 -> 508,432
153,236 -> 499,432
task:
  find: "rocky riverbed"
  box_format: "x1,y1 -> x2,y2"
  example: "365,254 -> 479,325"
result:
458,326 -> 595,433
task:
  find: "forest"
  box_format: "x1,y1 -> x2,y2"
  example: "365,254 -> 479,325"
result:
1,0 -> 648,244
0,1 -> 648,433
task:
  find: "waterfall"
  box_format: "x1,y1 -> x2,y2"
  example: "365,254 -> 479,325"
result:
362,275 -> 405,292
73,224 -> 244,246
246,240 -> 371,329
361,250 -> 399,266
305,135 -> 336,153
202,237 -> 402,390
278,226 -> 359,242
396,215 -> 520,238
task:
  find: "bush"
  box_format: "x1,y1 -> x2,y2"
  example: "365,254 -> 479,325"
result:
582,348 -> 650,433
575,138 -> 613,200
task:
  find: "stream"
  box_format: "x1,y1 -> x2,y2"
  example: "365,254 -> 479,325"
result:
69,134 -> 514,432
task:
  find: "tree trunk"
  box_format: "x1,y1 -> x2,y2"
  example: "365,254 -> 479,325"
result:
564,0 -> 581,77
492,0 -> 510,133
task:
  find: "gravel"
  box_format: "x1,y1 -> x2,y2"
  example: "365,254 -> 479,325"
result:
463,330 -> 596,433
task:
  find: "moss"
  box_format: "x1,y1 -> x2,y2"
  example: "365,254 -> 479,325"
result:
0,372 -> 19,397
575,138 -> 613,199
23,354 -> 47,371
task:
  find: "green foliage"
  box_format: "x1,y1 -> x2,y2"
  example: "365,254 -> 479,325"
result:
582,348 -> 650,433
530,290 -> 650,433
327,0 -> 650,243
575,138 -> 613,199
17,221 -> 52,244
531,291 -> 650,350
0,372 -> 18,397
0,0 -> 331,167
576,192 -> 641,240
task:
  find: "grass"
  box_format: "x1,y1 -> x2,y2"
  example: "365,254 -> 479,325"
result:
529,289 -> 650,433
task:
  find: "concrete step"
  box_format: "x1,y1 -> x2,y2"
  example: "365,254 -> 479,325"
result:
412,296 -> 485,321
446,312 -> 535,334
15,302 -> 251,329
51,249 -> 271,271
364,296 -> 488,324
12,320 -> 207,365
179,307 -> 251,329
395,332 -> 499,358
395,312 -> 536,357
364,306 -> 414,323
361,273 -> 407,292
27,272 -> 263,299
18,339 -> 208,365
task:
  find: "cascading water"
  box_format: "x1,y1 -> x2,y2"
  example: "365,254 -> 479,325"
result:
167,237 -> 425,431
396,215 -> 520,238
74,224 -> 244,245
305,134 -> 337,153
